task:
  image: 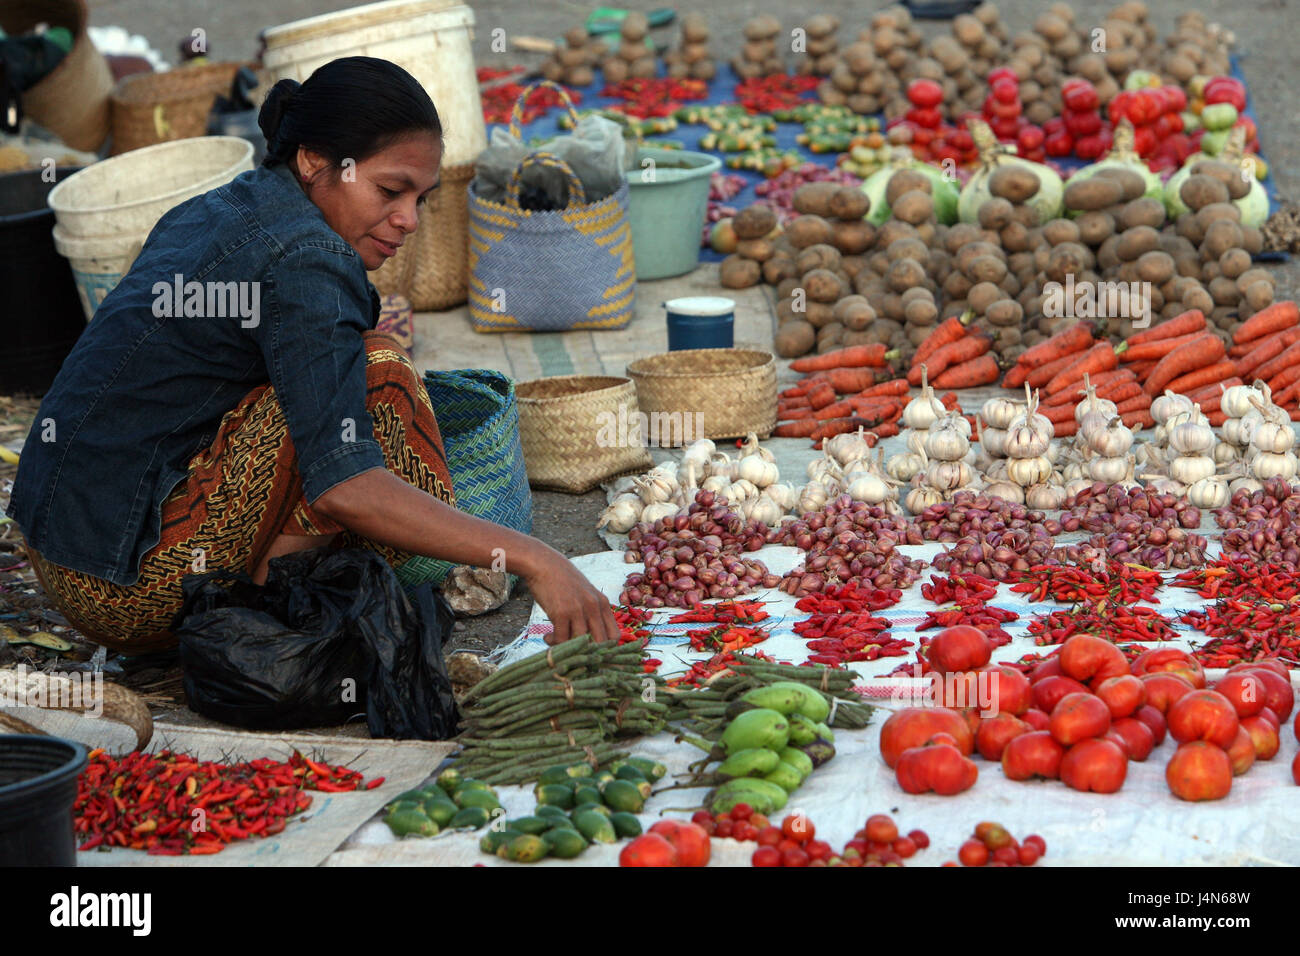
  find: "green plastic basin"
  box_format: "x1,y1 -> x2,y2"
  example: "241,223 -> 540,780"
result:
626,147 -> 721,281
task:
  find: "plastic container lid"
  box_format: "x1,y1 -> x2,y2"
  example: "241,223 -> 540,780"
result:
664,296 -> 735,317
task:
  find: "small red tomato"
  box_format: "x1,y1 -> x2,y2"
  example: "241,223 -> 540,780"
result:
987,66 -> 1019,87
714,819 -> 734,839
1061,81 -> 1099,112
907,829 -> 930,850
1044,131 -> 1074,157
782,814 -> 815,843
992,79 -> 1020,104
974,821 -> 1012,849
992,845 -> 1019,866
864,814 -> 898,844
751,846 -> 781,867
1017,125 -> 1045,151
781,847 -> 810,868
893,836 -> 918,859
756,826 -> 782,847
907,78 -> 944,109
729,802 -> 753,821
749,813 -> 770,830
691,810 -> 714,828
732,823 -> 757,842
1018,844 -> 1041,866
958,839 -> 989,867
1023,833 -> 1047,857
777,838 -> 801,853
806,839 -> 833,861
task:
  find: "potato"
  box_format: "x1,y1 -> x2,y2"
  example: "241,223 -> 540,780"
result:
1093,166 -> 1148,202
1191,160 -> 1251,201
1075,211 -> 1116,247
776,277 -> 801,300
1041,217 -> 1080,246
1116,225 -> 1161,262
1183,285 -> 1215,315
1117,197 -> 1165,231
1208,276 -> 1241,306
888,257 -> 927,293
817,321 -> 846,350
1201,220 -> 1244,260
880,293 -> 907,322
1045,242 -> 1092,282
832,220 -> 874,255
977,197 -> 1016,231
886,236 -> 929,263
1243,280 -> 1275,311
892,189 -> 934,225
804,268 -> 848,303
720,255 -> 761,288
1064,177 -> 1124,211
1000,221 -> 1033,253
1010,203 -> 1040,228
989,165 -> 1041,203
886,169 -> 932,206
762,254 -> 798,285
1136,250 -> 1175,284
833,295 -> 876,330
805,301 -> 836,328
787,215 -> 835,249
1195,202 -> 1241,231
903,296 -> 939,326
829,187 -> 871,221
1240,226 -> 1264,256
737,238 -> 775,263
986,298 -> 1025,327
774,319 -> 816,357
734,204 -> 778,240
944,223 -> 982,254
795,243 -> 842,274
968,281 -> 1002,314
966,255 -> 1007,284
1173,252 -> 1202,279
1179,175 -> 1230,212
954,241 -> 1005,273
943,270 -> 974,299
792,183 -> 839,218
1236,268 -> 1275,293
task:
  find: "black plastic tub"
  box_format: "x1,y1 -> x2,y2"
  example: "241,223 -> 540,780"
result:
0,734 -> 88,866
0,166 -> 87,394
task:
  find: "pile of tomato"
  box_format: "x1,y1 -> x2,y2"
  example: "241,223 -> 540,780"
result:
952,823 -> 1046,867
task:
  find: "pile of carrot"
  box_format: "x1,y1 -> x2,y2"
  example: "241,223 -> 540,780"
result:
906,312 -> 1000,390
776,343 -> 908,447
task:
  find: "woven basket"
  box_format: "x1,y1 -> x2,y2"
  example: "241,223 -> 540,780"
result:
110,62 -> 242,155
626,348 -> 778,446
515,375 -> 653,493
396,368 -> 533,589
368,160 -> 474,311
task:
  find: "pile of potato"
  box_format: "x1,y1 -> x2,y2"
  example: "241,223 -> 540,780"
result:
794,14 -> 841,77
731,15 -> 785,80
601,12 -> 657,83
540,27 -> 605,87
1158,11 -> 1233,84
662,12 -> 716,82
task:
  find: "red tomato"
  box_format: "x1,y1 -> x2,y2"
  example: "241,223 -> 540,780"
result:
1107,717 -> 1156,762
1140,672 -> 1196,715
1134,704 -> 1168,745
1213,672 -> 1267,718
1130,90 -> 1163,126
1029,655 -> 1063,683
1161,85 -> 1188,113
892,836 -> 918,859
1293,750 -> 1300,786
1203,76 -> 1246,112
907,829 -> 930,850
906,107 -> 943,130
690,810 -> 714,828
895,741 -> 979,795
1001,731 -> 1066,781
1095,675 -> 1147,719
1060,738 -> 1128,793
1061,81 -> 1100,112
974,821 -> 1012,849
1021,708 -> 1051,731
732,823 -> 757,842
751,846 -> 781,867
864,814 -> 898,843
975,714 -> 1032,761
805,840 -> 833,861
777,838 -> 801,853
620,833 -> 679,867
978,665 -> 1033,716
1059,635 -> 1129,687
1022,834 -> 1046,856
1064,109 -> 1102,138
949,127 -> 975,151
749,812 -> 769,830
1018,844 -> 1041,866
1252,707 -> 1279,731
782,814 -> 814,843
1235,666 -> 1294,721
729,802 -> 753,821
990,115 -> 1020,141
1073,134 -> 1106,160
879,707 -> 974,768
1133,125 -> 1158,157
958,839 -> 989,867
992,78 -> 1020,104
1225,726 -> 1256,777
1050,692 -> 1113,747
987,67 -> 1019,87
927,625 -> 992,674
781,847 -> 810,867
907,79 -> 944,109
756,826 -> 782,847
714,819 -> 734,839
1167,741 -> 1233,801
1033,675 -> 1091,715
1133,649 -> 1205,688
1017,125 -> 1045,151
1168,690 -> 1241,749
992,845 -> 1019,865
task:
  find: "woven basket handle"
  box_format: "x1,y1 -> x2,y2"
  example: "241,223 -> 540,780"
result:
504,151 -> 587,210
507,80 -> 582,139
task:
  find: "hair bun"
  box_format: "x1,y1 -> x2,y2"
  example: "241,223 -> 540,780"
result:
258,78 -> 301,144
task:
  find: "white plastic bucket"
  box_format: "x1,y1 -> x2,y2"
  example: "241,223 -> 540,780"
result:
261,0 -> 487,167
46,136 -> 254,320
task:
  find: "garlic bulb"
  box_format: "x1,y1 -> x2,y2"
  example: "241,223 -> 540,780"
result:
726,478 -> 760,503
797,481 -> 830,514
1087,455 -> 1131,484
610,474 -> 639,496
765,483 -> 798,512
1025,482 -> 1066,510
847,473 -> 891,504
1089,417 -> 1134,458
1247,394 -> 1291,428
640,502 -> 679,524
807,453 -> 840,484
1168,421 -> 1216,456
1165,408 -> 1210,430
1221,417 -> 1249,448
739,433 -> 775,463
983,480 -> 1025,503
924,418 -> 971,462
905,484 -> 945,513
1169,455 -> 1216,485
905,428 -> 929,456
649,461 -> 678,480
1062,459 -> 1085,482
885,451 -> 924,482
981,426 -> 1008,458
825,427 -> 872,466
1250,421 -> 1296,455
1006,387 -> 1053,458
1143,476 -> 1186,496
1065,476 -> 1094,497
746,495 -> 784,526
1151,390 -> 1195,424
636,474 -> 676,505
710,452 -> 737,481
985,458 -> 1010,481
1008,454 -> 1053,486
925,459 -> 974,492
1213,440 -> 1238,465
981,396 -> 1023,430
701,474 -> 731,494
597,494 -> 643,533
1075,375 -> 1117,423
1252,451 -> 1299,481
1220,384 -> 1265,419
1229,475 -> 1264,494
902,366 -> 946,430
737,454 -> 779,488
1187,476 -> 1230,509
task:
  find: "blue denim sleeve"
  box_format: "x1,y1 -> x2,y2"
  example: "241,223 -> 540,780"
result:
257,244 -> 387,503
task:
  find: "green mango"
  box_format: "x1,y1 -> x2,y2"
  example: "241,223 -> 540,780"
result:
801,739 -> 836,768
591,770 -> 617,787
738,682 -> 831,722
422,797 -> 459,827
385,807 -> 438,837
609,812 -> 643,838
498,834 -> 549,863
573,785 -> 602,806
573,801 -> 612,818
572,809 -> 617,844
786,713 -> 819,746
538,765 -> 576,785
534,784 -> 575,809
448,807 -> 492,829
622,757 -> 667,782
779,747 -> 814,780
534,804 -> 570,822
814,721 -> 835,743
706,778 -> 789,815
480,827 -> 522,854
543,828 -> 588,859
508,816 -> 552,836
763,760 -> 805,794
565,763 -> 595,778
436,768 -> 462,791
599,779 -> 645,813
389,788 -> 435,806
613,764 -> 648,784
716,747 -> 781,780
454,788 -> 501,812
720,708 -> 790,754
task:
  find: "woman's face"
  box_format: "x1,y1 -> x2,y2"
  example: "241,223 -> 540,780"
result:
295,132 -> 442,270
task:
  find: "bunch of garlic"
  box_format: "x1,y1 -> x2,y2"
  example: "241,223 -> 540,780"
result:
1003,385 -> 1055,491
1162,417 -> 1218,494
1245,394 -> 1299,482
843,447 -> 900,509
1216,383 -> 1269,460
978,395 -> 1024,462
890,366 -> 947,485
919,412 -> 976,498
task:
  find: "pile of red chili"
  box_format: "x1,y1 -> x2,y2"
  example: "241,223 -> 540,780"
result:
75,748 -> 382,855
1179,599 -> 1300,669
791,583 -> 911,666
667,649 -> 779,688
1172,560 -> 1300,602
599,77 -> 708,118
478,70 -> 583,125
733,74 -> 820,113
1008,561 -> 1163,604
1027,603 -> 1177,645
920,572 -> 998,605
918,604 -> 1017,645
668,599 -> 772,655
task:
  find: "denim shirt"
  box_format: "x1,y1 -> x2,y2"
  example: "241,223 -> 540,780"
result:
7,163 -> 387,586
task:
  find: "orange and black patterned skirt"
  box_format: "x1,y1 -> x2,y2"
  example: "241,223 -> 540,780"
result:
25,331 -> 456,653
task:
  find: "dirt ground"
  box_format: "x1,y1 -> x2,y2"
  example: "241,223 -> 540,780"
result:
6,0 -> 1299,714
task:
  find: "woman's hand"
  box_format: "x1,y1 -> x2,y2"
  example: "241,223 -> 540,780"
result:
523,550 -> 620,646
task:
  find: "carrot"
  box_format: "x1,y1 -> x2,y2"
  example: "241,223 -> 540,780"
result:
938,392 -> 962,411
1274,382 -> 1300,407
1001,364 -> 1030,388
1124,309 -> 1206,347
964,414 -> 980,436
1042,369 -> 1134,406
1232,301 -> 1300,345
1054,419 -> 1078,437
1165,360 -> 1238,397
1115,393 -> 1153,414
1121,408 -> 1155,430
1290,408 -> 1300,422
854,379 -> 911,399
910,312 -> 973,370
931,353 -> 1000,389
773,419 -> 823,438
908,333 -> 991,384
1235,327 -> 1300,378
1253,338 -> 1300,384
1143,334 -> 1225,396
778,406 -> 816,421
1015,320 -> 1096,369
869,421 -> 900,439
1127,359 -> 1157,379
1041,403 -> 1077,424
805,381 -> 837,409
1120,331 -> 1205,363
1097,380 -> 1144,406
845,399 -> 903,421
812,416 -> 880,442
811,399 -> 857,421
791,344 -> 896,373
1044,342 -> 1127,396
1267,364 -> 1300,394
1206,409 -> 1229,426
822,367 -> 885,394
1025,350 -> 1088,389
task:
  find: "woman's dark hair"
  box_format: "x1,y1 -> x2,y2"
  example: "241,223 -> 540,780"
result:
258,56 -> 442,169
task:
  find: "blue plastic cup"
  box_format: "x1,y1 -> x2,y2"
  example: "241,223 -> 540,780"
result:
665,296 -> 735,351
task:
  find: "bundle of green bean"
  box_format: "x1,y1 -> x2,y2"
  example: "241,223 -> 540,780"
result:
665,658 -> 873,736
453,636 -> 669,785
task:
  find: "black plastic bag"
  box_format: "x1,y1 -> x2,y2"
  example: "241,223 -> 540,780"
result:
175,548 -> 459,739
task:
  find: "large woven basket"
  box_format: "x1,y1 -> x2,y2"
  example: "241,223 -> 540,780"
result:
368,160 -> 474,311
515,376 -> 653,493
110,62 -> 242,155
396,368 -> 533,588
626,348 -> 778,446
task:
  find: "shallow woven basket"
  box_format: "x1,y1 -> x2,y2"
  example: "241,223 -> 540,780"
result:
110,62 -> 242,155
626,348 -> 777,446
515,375 -> 653,493
369,161 -> 474,311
